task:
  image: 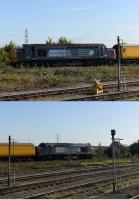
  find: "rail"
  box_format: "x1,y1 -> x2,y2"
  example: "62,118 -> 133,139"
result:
0,79 -> 139,101
0,163 -> 136,185
131,194 -> 139,199
25,171 -> 139,199
65,89 -> 139,101
0,165 -> 139,199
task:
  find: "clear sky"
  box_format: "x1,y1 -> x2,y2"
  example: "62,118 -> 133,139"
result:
0,0 -> 139,47
0,102 -> 139,146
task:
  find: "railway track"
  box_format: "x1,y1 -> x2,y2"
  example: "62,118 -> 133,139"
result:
0,163 -> 136,186
65,89 -> 139,101
0,79 -> 139,101
131,194 -> 139,199
25,171 -> 139,199
0,164 -> 139,199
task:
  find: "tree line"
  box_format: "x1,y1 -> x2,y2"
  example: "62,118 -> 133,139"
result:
95,140 -> 139,160
46,36 -> 72,45
0,41 -> 17,65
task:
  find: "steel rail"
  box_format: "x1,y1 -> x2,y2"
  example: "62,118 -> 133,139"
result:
61,181 -> 112,199
0,80 -> 139,101
65,89 -> 139,101
0,167 -> 139,198
0,167 -> 128,195
0,168 -> 77,183
131,194 -> 139,199
25,171 -> 139,199
0,163 -> 136,185
25,177 -> 113,199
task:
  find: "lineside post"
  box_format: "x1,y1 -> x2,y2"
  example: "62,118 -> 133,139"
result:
8,135 -> 11,187
111,129 -> 116,193
117,36 -> 121,91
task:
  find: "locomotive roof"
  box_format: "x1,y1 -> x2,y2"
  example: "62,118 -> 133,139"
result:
39,143 -> 91,146
23,43 -> 106,48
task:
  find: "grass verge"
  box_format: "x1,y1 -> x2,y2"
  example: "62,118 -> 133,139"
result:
0,65 -> 139,92
0,158 -> 136,176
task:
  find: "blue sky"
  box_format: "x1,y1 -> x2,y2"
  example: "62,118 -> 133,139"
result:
0,102 -> 138,146
0,0 -> 139,46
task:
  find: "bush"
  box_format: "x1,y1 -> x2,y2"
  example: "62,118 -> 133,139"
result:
0,48 -> 9,65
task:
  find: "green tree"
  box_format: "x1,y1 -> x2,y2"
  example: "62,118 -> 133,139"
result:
57,36 -> 72,44
106,142 -> 129,158
4,41 -> 17,62
4,41 -> 16,52
46,37 -> 55,44
95,143 -> 107,161
46,36 -> 72,45
129,141 -> 139,156
0,48 -> 9,65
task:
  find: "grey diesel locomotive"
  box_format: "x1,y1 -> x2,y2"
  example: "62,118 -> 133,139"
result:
15,43 -> 113,66
37,143 -> 94,160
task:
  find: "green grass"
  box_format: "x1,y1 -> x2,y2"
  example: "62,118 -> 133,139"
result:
0,65 -> 139,92
0,158 -> 136,176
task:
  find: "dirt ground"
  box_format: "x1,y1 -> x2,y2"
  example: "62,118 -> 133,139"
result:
97,183 -> 139,199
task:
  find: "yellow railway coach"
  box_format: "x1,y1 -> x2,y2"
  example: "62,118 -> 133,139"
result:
122,45 -> 139,60
0,143 -> 35,158
113,44 -> 139,64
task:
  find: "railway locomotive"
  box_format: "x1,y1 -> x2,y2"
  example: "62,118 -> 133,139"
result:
0,142 -> 94,161
9,42 -> 139,66
38,143 -> 94,160
13,43 -> 116,66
